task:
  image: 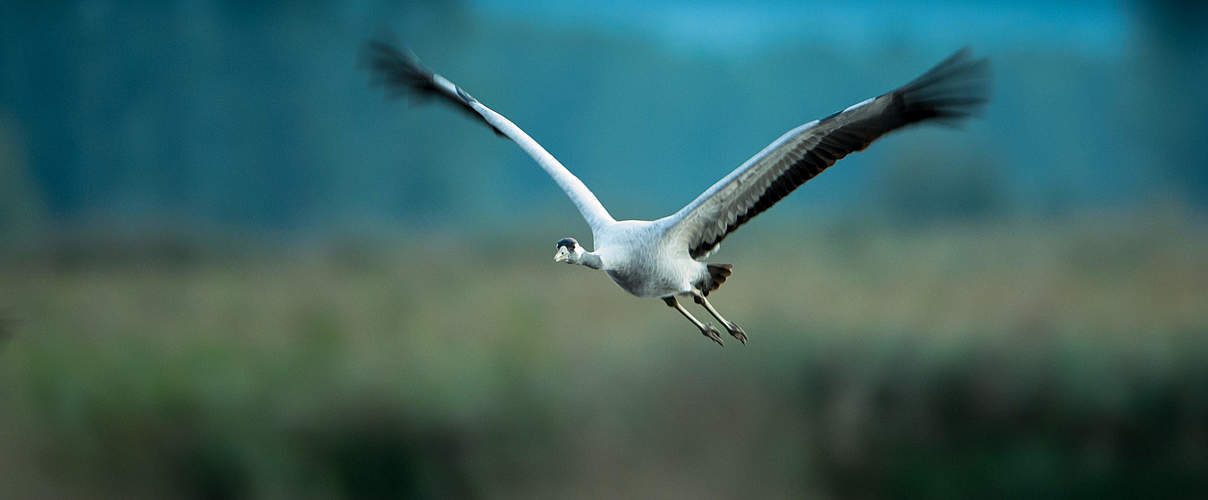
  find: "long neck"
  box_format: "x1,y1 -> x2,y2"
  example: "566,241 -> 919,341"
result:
578,251 -> 603,270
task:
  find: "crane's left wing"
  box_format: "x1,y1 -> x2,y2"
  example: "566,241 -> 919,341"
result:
665,48 -> 989,259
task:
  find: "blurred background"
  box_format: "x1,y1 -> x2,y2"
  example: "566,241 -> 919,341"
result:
2,0 -> 1207,498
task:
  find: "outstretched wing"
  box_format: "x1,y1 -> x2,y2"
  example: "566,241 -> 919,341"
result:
363,40 -> 616,232
665,48 -> 990,259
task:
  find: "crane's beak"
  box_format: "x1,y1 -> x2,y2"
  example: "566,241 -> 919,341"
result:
553,247 -> 570,263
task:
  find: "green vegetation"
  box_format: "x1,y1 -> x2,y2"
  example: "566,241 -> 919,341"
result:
2,213 -> 1205,498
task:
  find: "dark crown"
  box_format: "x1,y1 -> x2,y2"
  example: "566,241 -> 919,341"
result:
555,238 -> 578,250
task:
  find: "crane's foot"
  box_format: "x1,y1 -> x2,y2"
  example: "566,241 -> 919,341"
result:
700,324 -> 724,346
690,290 -> 747,345
724,322 -> 748,344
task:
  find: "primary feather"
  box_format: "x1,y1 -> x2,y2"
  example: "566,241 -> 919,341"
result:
363,40 -> 507,137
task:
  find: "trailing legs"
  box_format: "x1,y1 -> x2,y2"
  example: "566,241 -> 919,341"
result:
692,290 -> 748,344
663,296 -> 724,346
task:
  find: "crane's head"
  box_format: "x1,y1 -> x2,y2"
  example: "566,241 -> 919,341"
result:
553,237 -> 582,264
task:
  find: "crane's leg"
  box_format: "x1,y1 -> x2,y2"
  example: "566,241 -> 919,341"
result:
663,296 -> 724,346
692,290 -> 748,344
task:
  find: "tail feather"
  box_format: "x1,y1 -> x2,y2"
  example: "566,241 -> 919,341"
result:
705,263 -> 733,296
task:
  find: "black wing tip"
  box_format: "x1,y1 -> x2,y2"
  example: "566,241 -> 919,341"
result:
903,47 -> 992,91
361,38 -> 440,100
893,47 -> 992,125
362,38 -> 508,138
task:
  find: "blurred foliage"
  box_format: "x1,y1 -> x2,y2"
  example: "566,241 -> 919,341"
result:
876,136 -> 1004,222
1129,0 -> 1208,205
2,212 -> 1206,498
0,115 -> 44,238
1,1 -> 1207,498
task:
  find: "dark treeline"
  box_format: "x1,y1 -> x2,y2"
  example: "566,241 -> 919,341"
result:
1,1 -> 1205,240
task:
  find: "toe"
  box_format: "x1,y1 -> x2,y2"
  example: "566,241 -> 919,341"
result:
727,323 -> 748,344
